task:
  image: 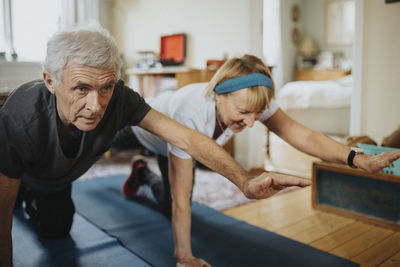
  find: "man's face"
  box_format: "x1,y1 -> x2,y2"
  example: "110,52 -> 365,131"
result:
45,64 -> 117,132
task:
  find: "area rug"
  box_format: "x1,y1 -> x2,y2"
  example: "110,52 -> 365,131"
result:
79,153 -> 254,210
80,152 -> 301,210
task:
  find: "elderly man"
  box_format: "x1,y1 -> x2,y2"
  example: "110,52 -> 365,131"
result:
0,28 -> 313,266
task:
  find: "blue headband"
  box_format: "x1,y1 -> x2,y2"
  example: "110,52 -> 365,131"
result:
214,73 -> 274,94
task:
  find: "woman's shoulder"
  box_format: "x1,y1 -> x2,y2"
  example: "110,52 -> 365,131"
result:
171,83 -> 212,111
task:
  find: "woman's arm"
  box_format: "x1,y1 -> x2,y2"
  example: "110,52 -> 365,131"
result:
264,109 -> 400,172
168,153 -> 210,267
0,172 -> 21,267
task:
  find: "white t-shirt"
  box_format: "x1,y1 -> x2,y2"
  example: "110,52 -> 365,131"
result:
132,82 -> 279,159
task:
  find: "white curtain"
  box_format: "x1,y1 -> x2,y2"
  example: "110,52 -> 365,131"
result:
263,0 -> 283,90
60,0 -> 100,29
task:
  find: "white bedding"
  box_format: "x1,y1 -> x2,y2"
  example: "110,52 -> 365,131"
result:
276,75 -> 353,136
277,75 -> 353,110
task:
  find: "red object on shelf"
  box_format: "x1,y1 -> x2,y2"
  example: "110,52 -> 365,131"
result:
206,59 -> 226,69
160,33 -> 186,66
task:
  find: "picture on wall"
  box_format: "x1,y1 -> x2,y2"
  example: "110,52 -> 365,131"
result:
325,0 -> 355,46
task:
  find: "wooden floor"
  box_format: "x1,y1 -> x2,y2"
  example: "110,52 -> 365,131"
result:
223,187 -> 400,267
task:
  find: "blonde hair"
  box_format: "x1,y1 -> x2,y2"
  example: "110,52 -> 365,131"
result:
205,54 -> 274,112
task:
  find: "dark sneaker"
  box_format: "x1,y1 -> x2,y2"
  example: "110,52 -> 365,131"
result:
122,159 -> 147,198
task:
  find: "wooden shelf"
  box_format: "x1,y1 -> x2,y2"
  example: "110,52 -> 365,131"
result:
0,93 -> 9,109
295,69 -> 350,81
126,67 -> 217,97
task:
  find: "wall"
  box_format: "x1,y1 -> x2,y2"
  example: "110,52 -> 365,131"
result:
0,61 -> 42,93
109,0 -> 265,169
110,0 -> 261,69
361,0 -> 400,143
280,0 -> 355,85
280,0 -> 304,85
303,0 -> 353,59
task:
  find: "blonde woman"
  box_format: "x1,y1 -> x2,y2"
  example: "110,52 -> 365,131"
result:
111,54 -> 399,267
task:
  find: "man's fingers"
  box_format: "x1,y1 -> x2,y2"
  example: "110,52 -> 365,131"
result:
246,172 -> 311,199
299,179 -> 312,187
262,176 -> 272,188
273,175 -> 311,187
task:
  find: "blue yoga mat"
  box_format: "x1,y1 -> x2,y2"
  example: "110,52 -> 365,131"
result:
72,175 -> 359,267
12,208 -> 150,267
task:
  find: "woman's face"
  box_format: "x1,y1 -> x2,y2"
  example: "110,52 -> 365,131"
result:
215,88 -> 264,133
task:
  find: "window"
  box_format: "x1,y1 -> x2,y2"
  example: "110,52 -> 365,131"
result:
325,0 -> 355,46
11,0 -> 62,61
0,1 -> 6,53
0,0 -> 62,61
1,0 -> 102,62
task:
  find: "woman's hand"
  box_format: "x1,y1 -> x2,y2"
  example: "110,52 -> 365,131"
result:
354,150 -> 400,173
176,255 -> 211,267
242,172 -> 311,199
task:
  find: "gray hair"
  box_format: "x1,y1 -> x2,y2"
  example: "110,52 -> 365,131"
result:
43,27 -> 121,87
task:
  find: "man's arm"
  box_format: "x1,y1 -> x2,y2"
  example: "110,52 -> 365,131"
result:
168,153 -> 210,267
0,172 -> 20,267
139,109 -> 311,199
139,109 -> 251,191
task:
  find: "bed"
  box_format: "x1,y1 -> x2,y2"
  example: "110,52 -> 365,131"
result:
277,74 -> 353,136
266,75 -> 353,178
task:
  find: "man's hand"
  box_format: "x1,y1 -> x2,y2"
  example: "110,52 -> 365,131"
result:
242,172 -> 311,199
176,255 -> 211,267
355,150 -> 400,173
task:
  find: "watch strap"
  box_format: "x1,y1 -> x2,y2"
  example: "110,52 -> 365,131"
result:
347,147 -> 363,168
347,150 -> 357,168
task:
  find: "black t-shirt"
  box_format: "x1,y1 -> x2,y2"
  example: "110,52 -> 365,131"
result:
0,79 -> 151,192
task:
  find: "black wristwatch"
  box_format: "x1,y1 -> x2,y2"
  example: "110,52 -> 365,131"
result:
347,147 -> 364,168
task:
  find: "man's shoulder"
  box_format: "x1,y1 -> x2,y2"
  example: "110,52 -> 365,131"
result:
112,80 -> 140,102
1,79 -> 53,125
7,79 -> 49,104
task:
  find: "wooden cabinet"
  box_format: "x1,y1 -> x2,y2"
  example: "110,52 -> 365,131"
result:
0,93 -> 8,109
125,67 -> 217,97
125,67 -> 234,156
295,69 -> 350,81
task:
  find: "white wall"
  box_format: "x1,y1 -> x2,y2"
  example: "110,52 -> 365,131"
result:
110,0 -> 265,169
280,0 -> 304,84
110,0 -> 262,69
280,0 -> 355,85
361,0 -> 400,143
303,0 -> 353,59
0,61 -> 42,93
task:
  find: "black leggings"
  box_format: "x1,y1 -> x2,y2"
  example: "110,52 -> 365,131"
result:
112,126 -> 195,217
17,184 -> 75,239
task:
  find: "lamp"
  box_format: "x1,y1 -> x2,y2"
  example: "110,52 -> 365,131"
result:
298,37 -> 318,56
296,37 -> 318,69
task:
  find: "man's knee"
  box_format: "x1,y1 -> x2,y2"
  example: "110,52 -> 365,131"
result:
35,199 -> 75,238
22,185 -> 75,239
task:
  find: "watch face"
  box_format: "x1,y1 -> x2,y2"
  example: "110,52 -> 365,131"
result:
352,147 -> 364,154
